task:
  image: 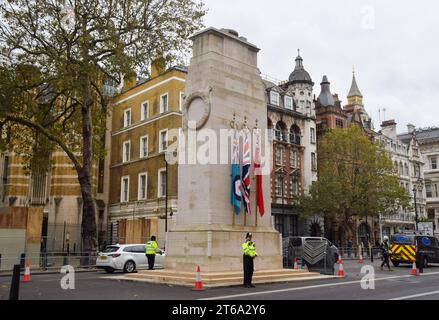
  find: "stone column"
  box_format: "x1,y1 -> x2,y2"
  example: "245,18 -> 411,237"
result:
165,27 -> 282,272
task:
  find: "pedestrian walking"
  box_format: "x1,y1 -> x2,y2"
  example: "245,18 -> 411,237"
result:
242,232 -> 258,288
380,236 -> 393,271
145,236 -> 159,270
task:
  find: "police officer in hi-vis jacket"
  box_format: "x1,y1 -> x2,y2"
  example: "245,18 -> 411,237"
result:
242,232 -> 258,288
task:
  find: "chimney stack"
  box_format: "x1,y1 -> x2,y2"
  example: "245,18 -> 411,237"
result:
407,123 -> 415,134
381,119 -> 397,140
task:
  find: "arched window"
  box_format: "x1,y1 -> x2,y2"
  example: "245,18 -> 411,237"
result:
290,125 -> 301,145
275,121 -> 287,142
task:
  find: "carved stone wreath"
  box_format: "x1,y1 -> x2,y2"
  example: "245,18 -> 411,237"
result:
183,90 -> 211,130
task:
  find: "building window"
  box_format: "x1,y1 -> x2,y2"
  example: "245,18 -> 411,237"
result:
290,125 -> 301,145
179,92 -> 185,111
290,149 -> 297,168
123,109 -> 131,127
405,163 -> 409,176
274,215 -> 284,236
413,163 -> 421,178
426,184 -> 432,198
159,129 -> 168,152
121,176 -> 130,203
138,173 -> 147,200
158,168 -> 167,198
336,118 -> 344,128
311,152 -> 317,171
310,128 -> 316,144
275,173 -> 284,197
276,146 -> 284,166
140,135 -> 148,158
275,122 -> 287,141
430,157 -> 438,170
122,141 -> 131,163
160,93 -> 168,113
284,96 -> 293,110
413,147 -> 419,156
291,176 -> 298,196
141,101 -> 149,121
270,91 -> 280,106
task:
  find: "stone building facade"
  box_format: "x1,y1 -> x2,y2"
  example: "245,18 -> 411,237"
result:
377,120 -> 427,237
264,52 -> 320,237
107,64 -> 186,249
398,126 -> 439,236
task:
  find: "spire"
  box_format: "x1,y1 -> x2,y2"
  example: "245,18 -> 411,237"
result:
347,69 -> 363,105
317,75 -> 335,107
295,49 -> 303,69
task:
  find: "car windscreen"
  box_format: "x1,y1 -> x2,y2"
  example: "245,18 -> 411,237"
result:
103,246 -> 120,253
290,238 -> 302,247
390,235 -> 415,245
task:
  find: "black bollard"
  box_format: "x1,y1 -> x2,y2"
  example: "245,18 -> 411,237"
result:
418,252 -> 424,274
9,264 -> 21,300
20,253 -> 26,270
63,252 -> 69,266
0,253 -> 2,271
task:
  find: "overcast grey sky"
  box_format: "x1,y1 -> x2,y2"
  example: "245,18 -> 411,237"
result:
203,0 -> 439,133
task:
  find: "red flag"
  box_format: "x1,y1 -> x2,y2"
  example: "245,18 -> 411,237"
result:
254,131 -> 265,216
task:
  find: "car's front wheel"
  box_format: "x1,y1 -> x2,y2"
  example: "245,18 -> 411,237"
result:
123,260 -> 136,273
391,260 -> 400,267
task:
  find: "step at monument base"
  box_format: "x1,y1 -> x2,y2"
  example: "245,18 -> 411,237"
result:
103,268 -> 336,288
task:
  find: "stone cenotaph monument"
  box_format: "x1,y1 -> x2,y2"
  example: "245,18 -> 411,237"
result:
165,27 -> 283,273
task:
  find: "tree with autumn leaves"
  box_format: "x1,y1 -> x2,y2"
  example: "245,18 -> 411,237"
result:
0,0 -> 205,255
301,125 -> 411,244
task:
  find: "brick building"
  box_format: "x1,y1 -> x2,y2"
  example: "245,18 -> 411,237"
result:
107,63 -> 186,248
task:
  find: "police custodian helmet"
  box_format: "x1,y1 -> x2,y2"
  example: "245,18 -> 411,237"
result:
246,232 -> 252,238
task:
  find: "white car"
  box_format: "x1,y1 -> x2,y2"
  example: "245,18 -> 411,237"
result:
96,244 -> 165,273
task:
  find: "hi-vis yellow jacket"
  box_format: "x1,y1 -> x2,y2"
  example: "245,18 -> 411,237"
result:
146,241 -> 158,255
242,241 -> 258,258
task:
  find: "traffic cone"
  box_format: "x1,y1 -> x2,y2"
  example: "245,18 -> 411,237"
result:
358,252 -> 364,264
22,260 -> 31,282
338,258 -> 345,277
192,265 -> 205,291
411,261 -> 419,276
293,257 -> 299,270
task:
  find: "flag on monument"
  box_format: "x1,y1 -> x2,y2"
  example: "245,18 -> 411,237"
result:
254,130 -> 265,216
231,129 -> 242,214
242,129 -> 251,215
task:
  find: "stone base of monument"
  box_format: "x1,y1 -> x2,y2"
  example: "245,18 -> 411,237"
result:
103,268 -> 336,288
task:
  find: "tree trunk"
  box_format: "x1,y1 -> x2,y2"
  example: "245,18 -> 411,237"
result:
79,75 -> 97,256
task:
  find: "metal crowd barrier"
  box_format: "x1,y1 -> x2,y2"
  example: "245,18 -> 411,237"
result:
0,251 -> 98,272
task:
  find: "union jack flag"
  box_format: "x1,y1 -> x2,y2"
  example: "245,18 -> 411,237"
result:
241,129 -> 251,215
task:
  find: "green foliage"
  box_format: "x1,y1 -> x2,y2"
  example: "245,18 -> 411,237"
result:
300,125 -> 411,230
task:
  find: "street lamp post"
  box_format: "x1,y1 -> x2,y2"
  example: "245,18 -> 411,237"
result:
412,178 -> 424,232
413,186 -> 418,232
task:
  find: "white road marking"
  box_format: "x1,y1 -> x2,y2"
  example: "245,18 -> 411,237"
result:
200,271 -> 439,300
389,290 -> 439,300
